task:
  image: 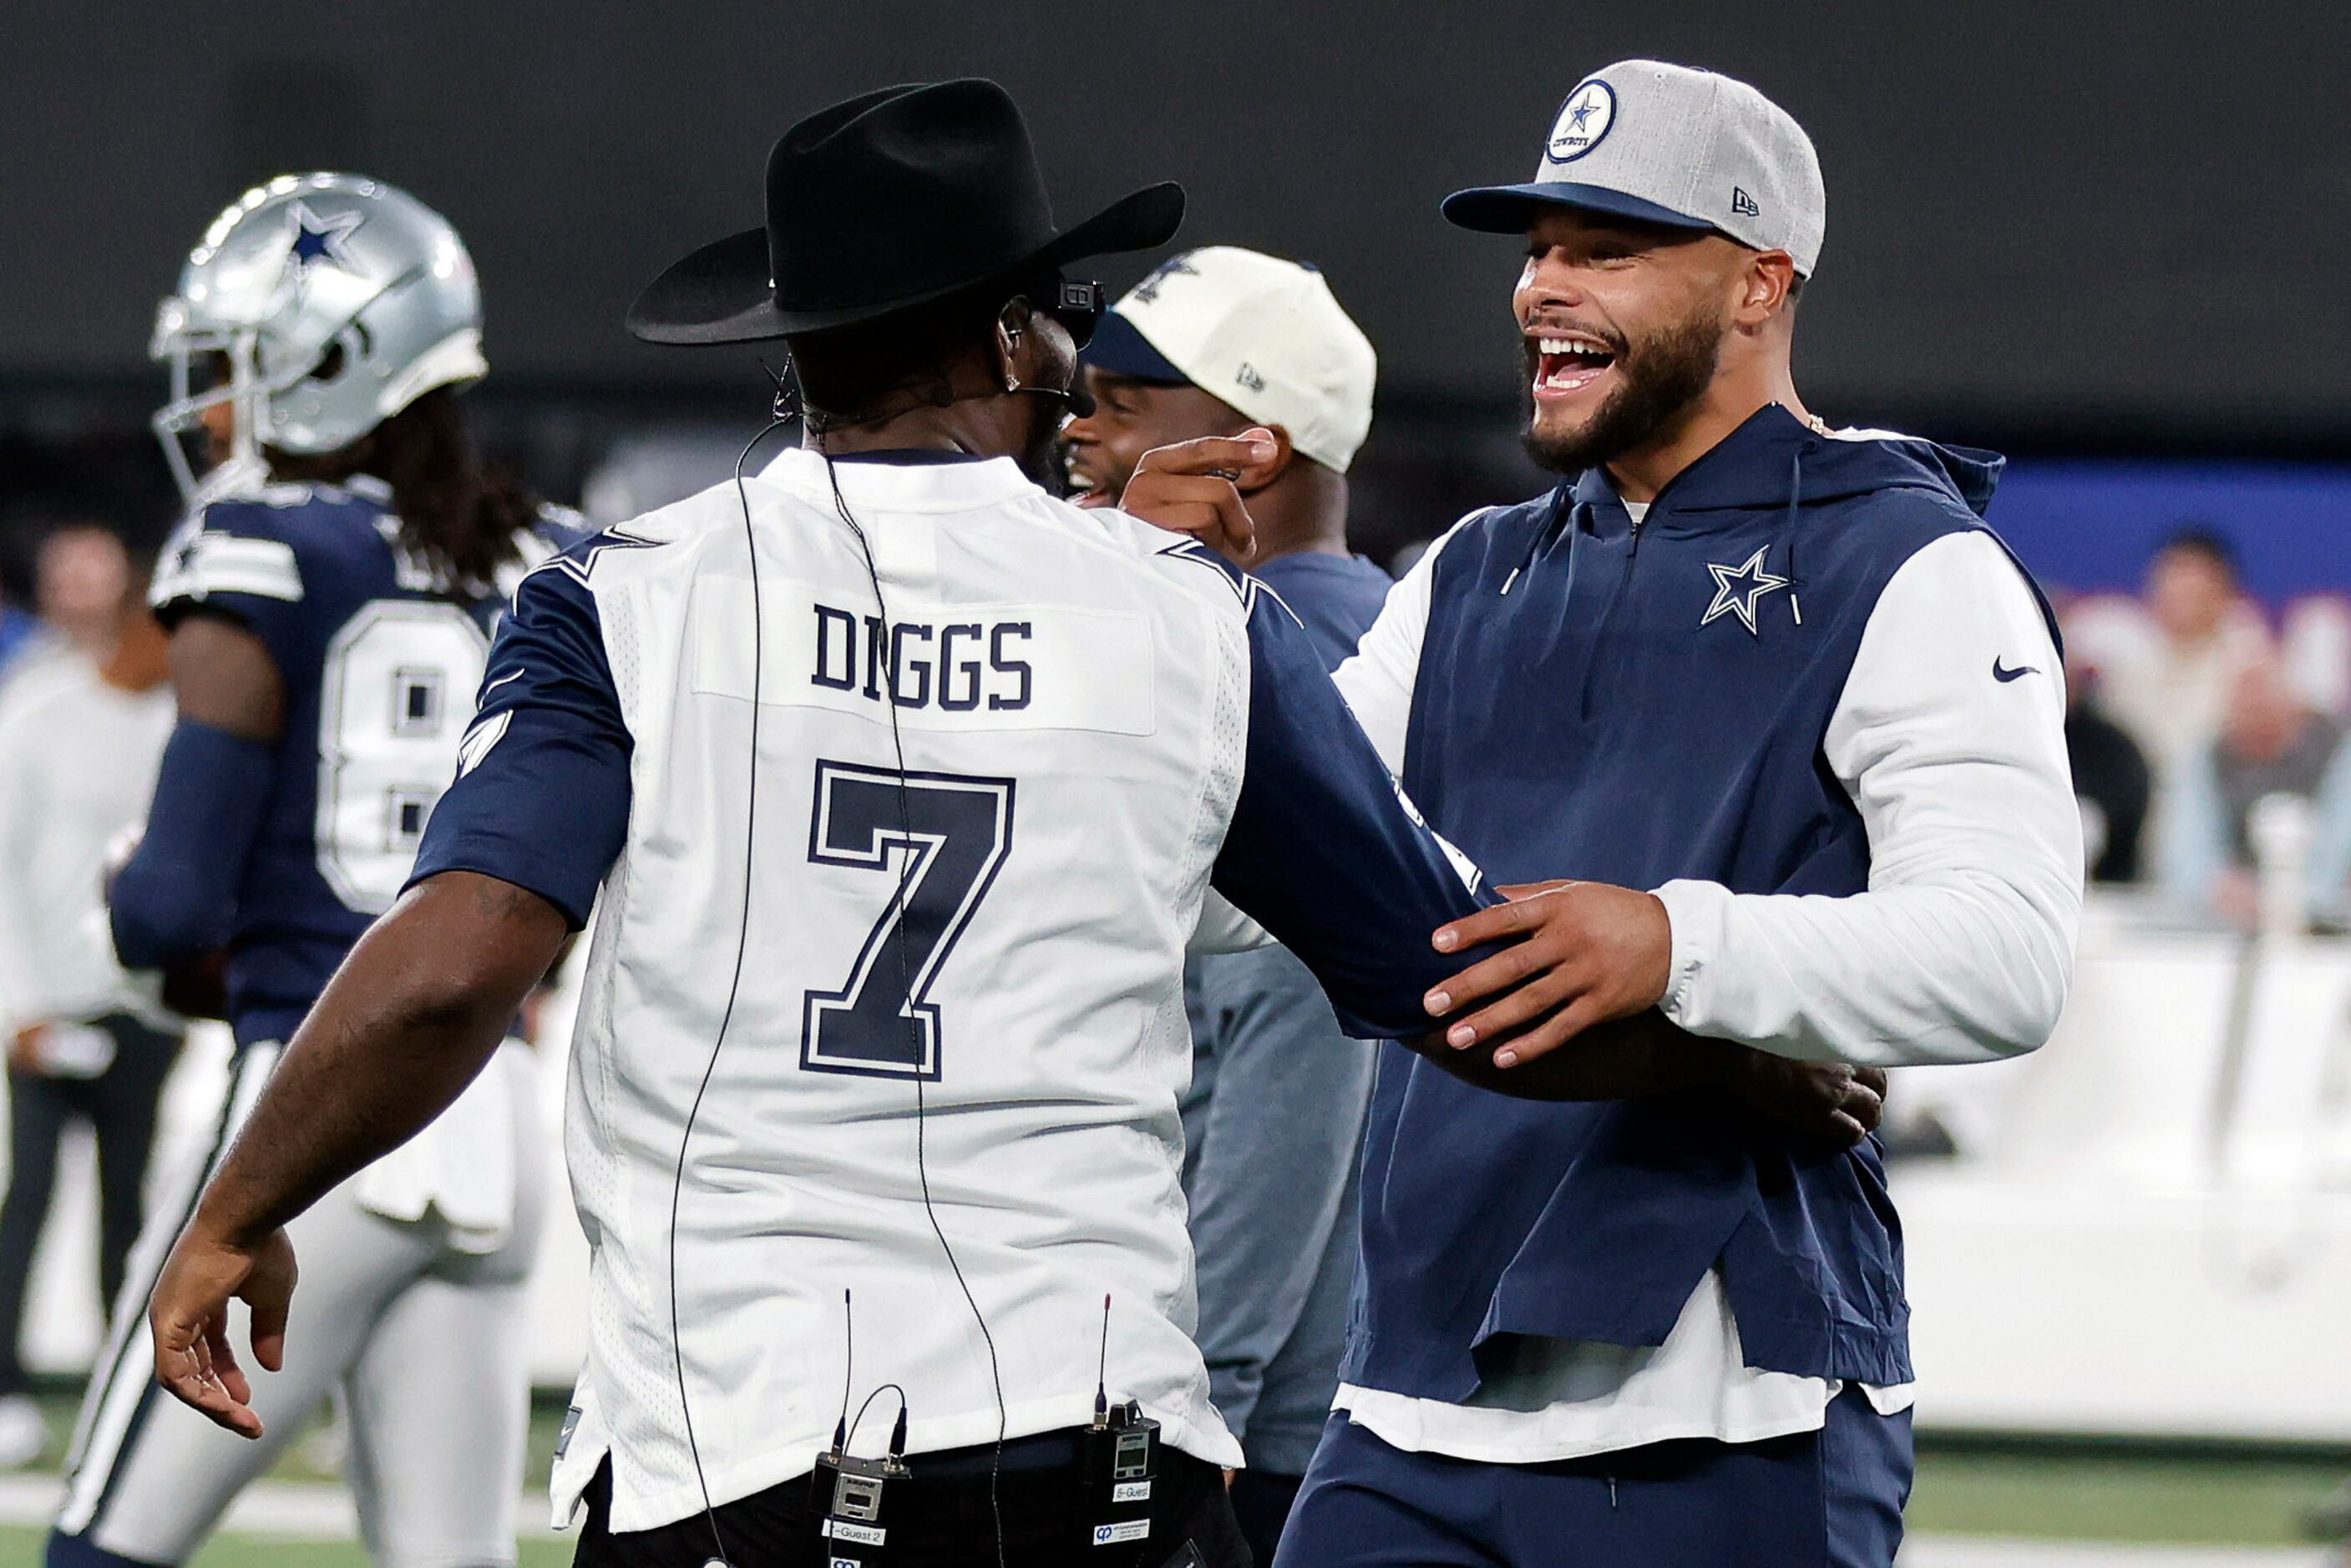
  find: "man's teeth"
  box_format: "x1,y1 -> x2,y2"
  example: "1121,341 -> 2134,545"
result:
1535,333 -> 1614,390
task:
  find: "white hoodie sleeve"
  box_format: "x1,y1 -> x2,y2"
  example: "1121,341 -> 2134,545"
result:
1652,530 -> 2084,1068
1332,515 -> 1479,774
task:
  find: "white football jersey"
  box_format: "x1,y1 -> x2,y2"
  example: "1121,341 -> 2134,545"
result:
412,447 -> 1490,1532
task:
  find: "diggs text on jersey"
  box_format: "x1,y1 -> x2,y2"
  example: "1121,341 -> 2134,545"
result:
810,600 -> 1032,712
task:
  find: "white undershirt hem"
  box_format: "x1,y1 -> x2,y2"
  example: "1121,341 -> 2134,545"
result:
1333,1270 -> 1913,1465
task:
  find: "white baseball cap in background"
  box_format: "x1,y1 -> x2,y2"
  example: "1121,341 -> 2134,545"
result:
1085,245 -> 1378,473
1442,59 -> 1826,276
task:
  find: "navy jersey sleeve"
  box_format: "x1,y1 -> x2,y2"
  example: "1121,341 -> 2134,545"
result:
149,498 -> 324,673
1210,572 -> 1503,1039
407,562 -> 633,928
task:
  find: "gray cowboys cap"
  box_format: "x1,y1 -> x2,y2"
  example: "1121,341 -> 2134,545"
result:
1443,59 -> 1825,276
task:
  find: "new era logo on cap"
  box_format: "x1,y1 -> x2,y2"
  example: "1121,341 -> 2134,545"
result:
1444,60 -> 1827,278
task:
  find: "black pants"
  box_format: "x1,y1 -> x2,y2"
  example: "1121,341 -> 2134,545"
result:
1227,1471 -> 1300,1567
575,1428 -> 1252,1568
0,1014 -> 180,1394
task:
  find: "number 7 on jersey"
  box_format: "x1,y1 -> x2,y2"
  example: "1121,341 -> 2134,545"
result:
801,762 -> 1016,1080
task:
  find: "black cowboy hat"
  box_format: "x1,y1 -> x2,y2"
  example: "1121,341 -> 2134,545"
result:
628,78 -> 1186,344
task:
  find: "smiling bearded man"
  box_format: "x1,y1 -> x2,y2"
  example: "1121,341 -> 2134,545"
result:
1249,59 -> 2086,1568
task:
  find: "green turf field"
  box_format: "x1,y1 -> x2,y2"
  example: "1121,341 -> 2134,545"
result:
0,1535 -> 574,1568
0,1392 -> 2338,1562
1908,1443 -> 2346,1545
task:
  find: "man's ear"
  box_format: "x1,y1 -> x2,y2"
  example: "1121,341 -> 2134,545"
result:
1234,424 -> 1295,494
992,298 -> 1041,391
1735,250 -> 1798,327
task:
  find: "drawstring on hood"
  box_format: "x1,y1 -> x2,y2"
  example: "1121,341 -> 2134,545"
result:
1491,405 -> 2013,719
1784,445 -> 1805,619
1502,403 -> 2004,599
1502,488 -> 1573,596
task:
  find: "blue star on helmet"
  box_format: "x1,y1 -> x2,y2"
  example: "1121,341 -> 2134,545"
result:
282,200 -> 364,276
1700,546 -> 1791,636
1568,94 -> 1602,131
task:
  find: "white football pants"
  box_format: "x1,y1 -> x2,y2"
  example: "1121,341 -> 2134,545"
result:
52,1039 -> 547,1568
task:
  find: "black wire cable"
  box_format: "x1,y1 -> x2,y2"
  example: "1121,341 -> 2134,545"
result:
844,1382 -> 910,1455
668,377 -> 1013,1568
820,448 -> 1011,1568
665,412 -> 790,1568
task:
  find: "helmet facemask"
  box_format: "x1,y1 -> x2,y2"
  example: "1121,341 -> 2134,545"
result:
150,306 -> 273,506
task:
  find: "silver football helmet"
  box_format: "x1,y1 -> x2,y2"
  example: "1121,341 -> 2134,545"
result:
151,172 -> 487,503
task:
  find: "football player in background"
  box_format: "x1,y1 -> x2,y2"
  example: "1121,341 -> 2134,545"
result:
48,174 -> 574,1568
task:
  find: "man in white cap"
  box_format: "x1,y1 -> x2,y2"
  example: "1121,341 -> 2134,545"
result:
1064,246 -> 1383,651
1236,60 -> 2081,1567
1064,249 -> 1389,1560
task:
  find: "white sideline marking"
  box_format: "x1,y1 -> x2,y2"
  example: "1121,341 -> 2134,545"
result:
1903,1538 -> 2332,1567
0,1474 -> 565,1539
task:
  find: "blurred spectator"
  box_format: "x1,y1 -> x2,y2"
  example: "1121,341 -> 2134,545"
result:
33,527 -> 135,661
2281,594 -> 2351,719
2158,655 -> 2351,928
2066,664 -> 2151,883
2098,528 -> 2272,792
0,527 -> 180,1467
0,604 -> 41,686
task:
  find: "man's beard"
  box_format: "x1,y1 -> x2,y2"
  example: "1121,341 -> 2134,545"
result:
1519,308 -> 1725,476
1016,396 -> 1076,493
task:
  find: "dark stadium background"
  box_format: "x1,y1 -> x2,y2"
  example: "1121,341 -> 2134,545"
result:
2,0 -> 2345,580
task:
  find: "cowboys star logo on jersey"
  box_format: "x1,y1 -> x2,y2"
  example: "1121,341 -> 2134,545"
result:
1700,546 -> 1790,635
550,524 -> 663,586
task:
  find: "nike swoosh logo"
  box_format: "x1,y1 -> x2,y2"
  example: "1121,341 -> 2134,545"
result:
1993,658 -> 2037,683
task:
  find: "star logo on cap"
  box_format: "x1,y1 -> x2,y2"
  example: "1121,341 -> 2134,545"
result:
282,200 -> 363,277
1547,79 -> 1618,163
1700,547 -> 1790,635
1128,253 -> 1198,306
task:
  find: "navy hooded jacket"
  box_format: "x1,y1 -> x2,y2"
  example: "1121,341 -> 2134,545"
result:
1342,404 -> 2056,1401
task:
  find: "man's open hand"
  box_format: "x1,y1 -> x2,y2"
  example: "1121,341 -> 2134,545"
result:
150,1220 -> 297,1439
1115,430 -> 1275,561
1426,880 -> 1673,1069
1424,880 -> 1891,1147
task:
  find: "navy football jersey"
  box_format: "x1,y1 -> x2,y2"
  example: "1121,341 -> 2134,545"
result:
149,474 -> 581,1044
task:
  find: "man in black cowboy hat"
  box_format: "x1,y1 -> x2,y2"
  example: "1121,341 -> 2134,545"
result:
134,78 -> 1881,1568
